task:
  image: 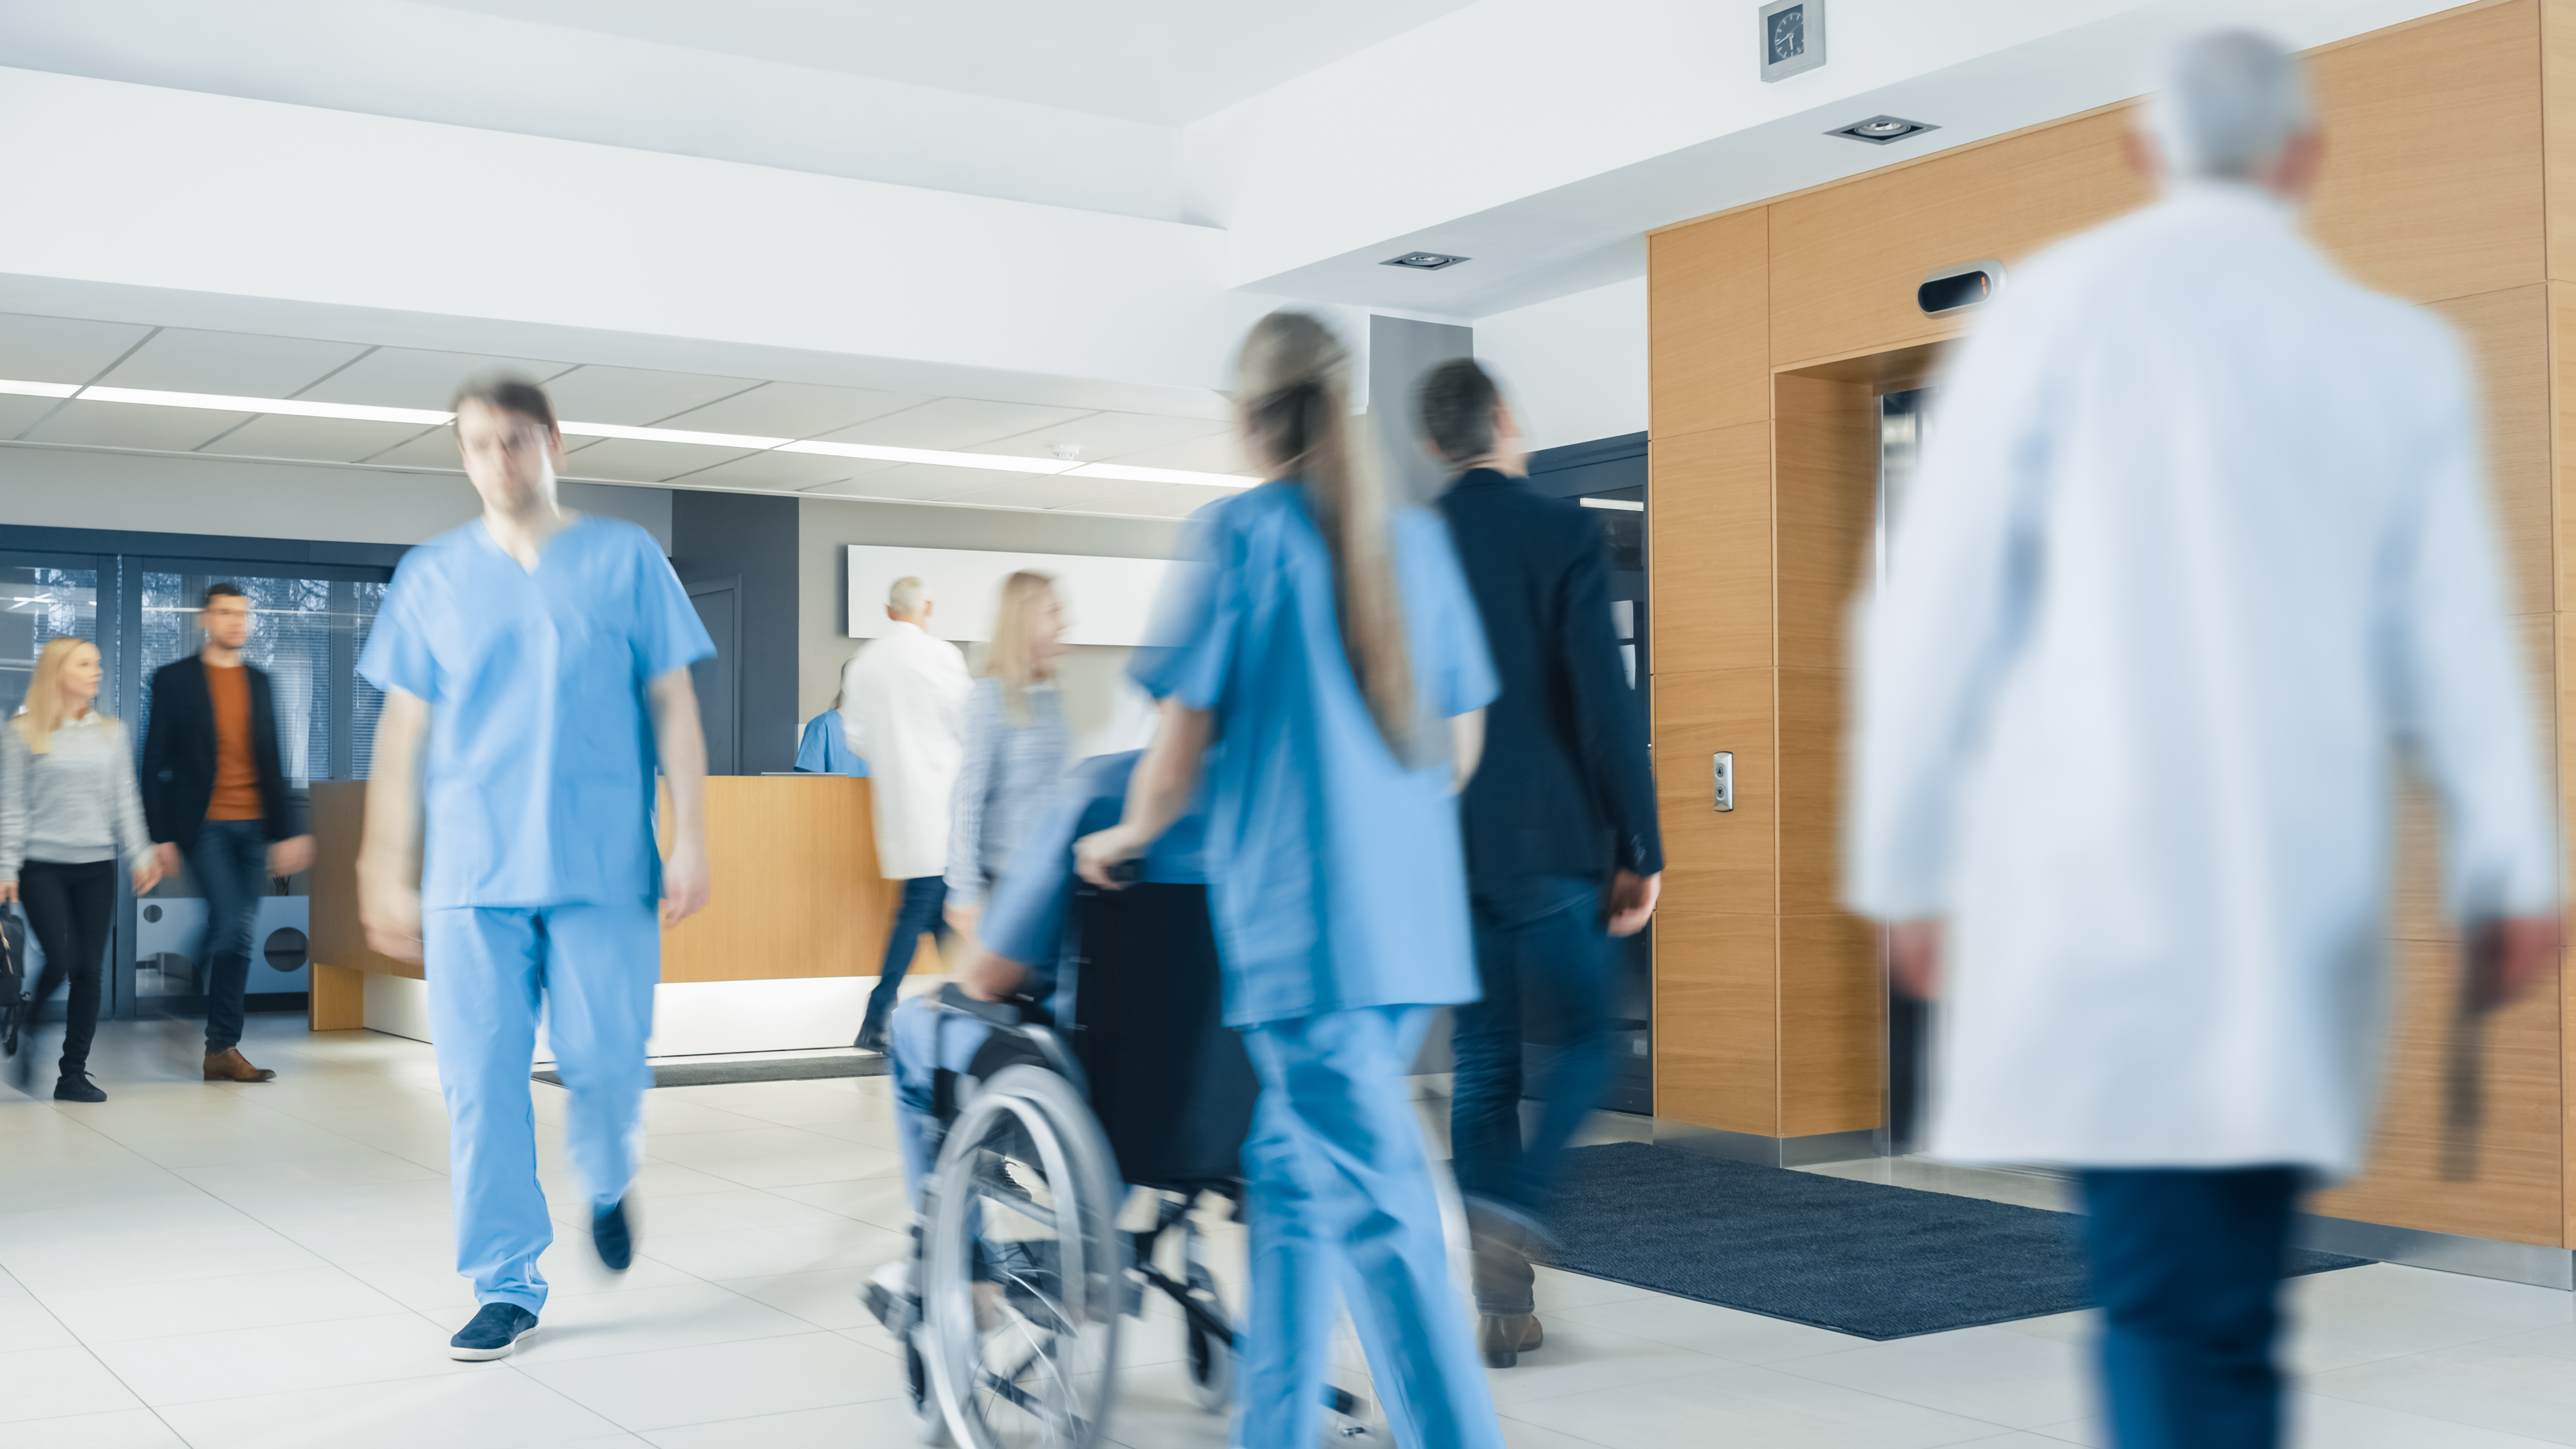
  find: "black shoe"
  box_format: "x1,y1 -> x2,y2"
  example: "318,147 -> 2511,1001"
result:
854,1018 -> 890,1054
52,1072 -> 105,1103
593,1197 -> 633,1271
448,1303 -> 537,1361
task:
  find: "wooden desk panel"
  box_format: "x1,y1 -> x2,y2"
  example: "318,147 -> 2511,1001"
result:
308,777 -> 941,1003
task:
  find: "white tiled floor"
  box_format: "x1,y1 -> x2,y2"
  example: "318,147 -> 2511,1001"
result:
3,1015 -> 2572,1448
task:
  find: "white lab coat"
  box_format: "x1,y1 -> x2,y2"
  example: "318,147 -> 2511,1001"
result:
844,620 -> 972,880
1847,184 -> 2559,1178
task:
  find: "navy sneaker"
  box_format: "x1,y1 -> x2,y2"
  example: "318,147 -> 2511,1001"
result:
593,1197 -> 633,1271
448,1303 -> 537,1361
51,1072 -> 104,1103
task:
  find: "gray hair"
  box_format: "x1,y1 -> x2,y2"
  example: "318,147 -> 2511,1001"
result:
2145,29 -> 2310,181
888,576 -> 927,612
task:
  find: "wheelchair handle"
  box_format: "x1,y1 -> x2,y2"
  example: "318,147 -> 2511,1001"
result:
936,981 -> 1027,1027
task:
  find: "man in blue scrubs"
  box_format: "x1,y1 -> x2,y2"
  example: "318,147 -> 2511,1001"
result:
356,375 -> 714,1362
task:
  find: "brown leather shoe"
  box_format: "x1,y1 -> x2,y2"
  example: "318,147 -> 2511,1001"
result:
1476,1312 -> 1544,1369
203,1049 -> 276,1083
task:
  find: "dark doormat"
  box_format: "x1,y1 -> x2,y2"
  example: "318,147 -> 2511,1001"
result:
1546,1142 -> 2367,1340
534,1052 -> 888,1089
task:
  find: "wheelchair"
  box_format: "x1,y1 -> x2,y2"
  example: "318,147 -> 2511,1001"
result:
875,879 -> 1365,1449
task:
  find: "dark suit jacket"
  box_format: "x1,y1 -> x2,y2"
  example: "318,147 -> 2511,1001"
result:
1437,468 -> 1663,883
141,655 -> 303,849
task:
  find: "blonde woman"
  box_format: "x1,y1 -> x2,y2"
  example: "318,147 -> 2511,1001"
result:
942,571 -> 1071,937
0,637 -> 163,1101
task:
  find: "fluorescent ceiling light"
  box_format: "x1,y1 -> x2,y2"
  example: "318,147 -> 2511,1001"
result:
80,386 -> 452,426
1065,462 -> 1255,489
560,420 -> 789,450
10,377 -> 1260,488
1579,496 -> 1644,512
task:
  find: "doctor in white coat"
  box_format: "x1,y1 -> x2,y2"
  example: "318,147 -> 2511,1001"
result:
845,575 -> 972,1051
1848,31 -> 2560,1449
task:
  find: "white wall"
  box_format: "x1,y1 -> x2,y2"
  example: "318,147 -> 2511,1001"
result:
1473,276 -> 1647,453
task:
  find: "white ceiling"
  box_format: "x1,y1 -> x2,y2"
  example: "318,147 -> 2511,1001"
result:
0,311 -> 1245,521
410,0 -> 1481,125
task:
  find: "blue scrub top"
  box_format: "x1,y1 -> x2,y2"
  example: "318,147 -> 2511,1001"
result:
794,712 -> 870,776
1130,481 -> 1497,1027
358,514 -> 715,910
978,750 -> 1207,984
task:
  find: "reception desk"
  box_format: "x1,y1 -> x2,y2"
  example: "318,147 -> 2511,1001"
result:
306,776 -> 943,1052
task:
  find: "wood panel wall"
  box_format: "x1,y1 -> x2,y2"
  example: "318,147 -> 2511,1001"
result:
1649,0 -> 2576,1245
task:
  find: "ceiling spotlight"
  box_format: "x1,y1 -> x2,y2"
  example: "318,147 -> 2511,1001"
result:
1382,251 -> 1470,271
1828,114 -> 1937,145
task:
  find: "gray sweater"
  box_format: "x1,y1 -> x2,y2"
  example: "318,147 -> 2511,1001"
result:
0,713 -> 154,883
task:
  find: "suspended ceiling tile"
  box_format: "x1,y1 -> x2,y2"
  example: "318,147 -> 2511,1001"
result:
91,328 -> 368,398
0,314 -> 156,387
560,437 -> 759,483
811,398 -> 1095,452
673,449 -> 893,491
806,462 -> 1044,502
198,415 -> 442,464
969,410 -> 1229,464
21,398 -> 252,452
542,364 -> 763,425
1092,430 -> 1251,475
300,348 -> 576,410
655,381 -> 927,440
356,428 -> 466,470
1080,482 -> 1240,519
935,473 -> 1166,511
0,394 -> 69,436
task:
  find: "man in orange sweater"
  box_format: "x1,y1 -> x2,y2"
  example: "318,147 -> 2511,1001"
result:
141,583 -> 314,1082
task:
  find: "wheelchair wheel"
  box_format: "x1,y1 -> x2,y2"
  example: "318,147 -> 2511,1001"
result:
1178,1222 -> 1232,1413
921,1064 -> 1124,1449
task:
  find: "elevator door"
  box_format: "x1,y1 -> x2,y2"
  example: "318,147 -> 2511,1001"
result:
1878,388 -> 1934,1152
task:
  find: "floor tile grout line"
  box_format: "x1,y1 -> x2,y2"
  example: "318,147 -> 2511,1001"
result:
0,1263 -> 206,1448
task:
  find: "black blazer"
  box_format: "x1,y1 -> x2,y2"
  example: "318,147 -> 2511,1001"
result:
1437,468 -> 1663,883
141,655 -> 303,849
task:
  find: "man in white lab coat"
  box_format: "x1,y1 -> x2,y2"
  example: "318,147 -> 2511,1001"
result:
1848,32 -> 2561,1449
846,575 -> 972,1051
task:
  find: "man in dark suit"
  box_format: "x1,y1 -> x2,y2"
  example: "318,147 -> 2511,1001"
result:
1418,358 -> 1663,1368
142,582 -> 313,1083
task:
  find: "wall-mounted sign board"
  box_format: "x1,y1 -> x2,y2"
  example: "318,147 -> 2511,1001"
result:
846,545 -> 1173,645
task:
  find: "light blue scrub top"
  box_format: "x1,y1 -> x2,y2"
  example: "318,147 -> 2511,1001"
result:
358,514 -> 715,911
794,712 -> 869,776
1131,481 -> 1497,1027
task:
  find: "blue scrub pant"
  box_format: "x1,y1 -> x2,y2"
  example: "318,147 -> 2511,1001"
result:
1450,873 -> 1616,1312
1238,1006 -> 1503,1449
2079,1166 -> 2303,1449
426,903 -> 659,1315
890,993 -> 992,1200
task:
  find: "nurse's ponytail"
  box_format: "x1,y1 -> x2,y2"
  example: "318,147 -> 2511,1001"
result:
1235,311 -> 1415,758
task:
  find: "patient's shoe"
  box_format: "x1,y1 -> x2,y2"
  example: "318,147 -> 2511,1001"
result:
864,1257 -> 919,1334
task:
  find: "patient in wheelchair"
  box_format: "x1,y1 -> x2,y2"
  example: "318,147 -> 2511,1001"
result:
881,747 -> 1209,1200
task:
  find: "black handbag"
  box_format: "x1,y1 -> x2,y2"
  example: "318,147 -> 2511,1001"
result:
0,909 -> 23,1056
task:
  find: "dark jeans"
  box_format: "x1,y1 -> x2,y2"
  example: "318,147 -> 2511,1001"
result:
863,876 -> 952,1037
20,859 -> 115,1078
1449,873 -> 1616,1309
2079,1166 -> 2303,1449
186,819 -> 271,1055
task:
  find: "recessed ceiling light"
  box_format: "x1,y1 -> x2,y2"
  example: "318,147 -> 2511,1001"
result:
559,419 -> 789,450
1828,114 -> 1937,145
1381,251 -> 1470,271
0,380 -> 80,399
81,386 -> 451,425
